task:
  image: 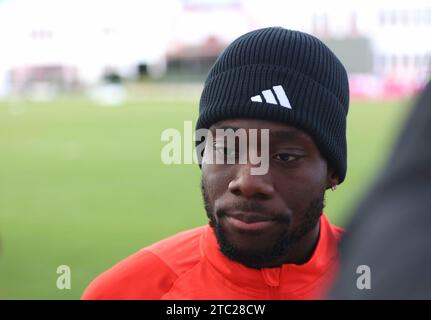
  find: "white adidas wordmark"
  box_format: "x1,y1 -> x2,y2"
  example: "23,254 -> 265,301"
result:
250,85 -> 292,109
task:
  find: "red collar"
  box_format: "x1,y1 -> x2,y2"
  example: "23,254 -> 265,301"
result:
201,214 -> 340,293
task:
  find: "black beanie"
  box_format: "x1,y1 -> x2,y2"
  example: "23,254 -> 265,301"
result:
196,27 -> 350,183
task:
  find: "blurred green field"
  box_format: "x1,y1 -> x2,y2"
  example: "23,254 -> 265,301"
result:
0,94 -> 410,299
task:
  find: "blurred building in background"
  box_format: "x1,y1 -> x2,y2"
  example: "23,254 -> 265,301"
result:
0,0 -> 430,100
166,0 -> 255,80
310,0 -> 431,99
0,0 -> 178,99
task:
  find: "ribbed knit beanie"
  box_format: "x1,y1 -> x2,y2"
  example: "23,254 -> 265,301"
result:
196,27 -> 350,183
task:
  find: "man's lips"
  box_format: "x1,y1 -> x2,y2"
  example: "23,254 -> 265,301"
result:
226,212 -> 275,223
222,211 -> 278,232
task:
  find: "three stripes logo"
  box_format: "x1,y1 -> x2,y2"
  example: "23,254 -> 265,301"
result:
250,85 -> 292,109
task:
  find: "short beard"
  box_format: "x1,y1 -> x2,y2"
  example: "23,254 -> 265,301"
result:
201,178 -> 325,269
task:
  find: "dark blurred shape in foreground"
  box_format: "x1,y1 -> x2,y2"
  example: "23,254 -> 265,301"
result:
328,80 -> 431,299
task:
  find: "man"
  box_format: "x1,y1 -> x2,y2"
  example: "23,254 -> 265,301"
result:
82,27 -> 350,300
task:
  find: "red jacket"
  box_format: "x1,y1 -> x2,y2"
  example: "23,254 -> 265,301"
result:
82,214 -> 343,299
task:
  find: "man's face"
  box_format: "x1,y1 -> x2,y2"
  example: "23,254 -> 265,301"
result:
201,119 -> 338,269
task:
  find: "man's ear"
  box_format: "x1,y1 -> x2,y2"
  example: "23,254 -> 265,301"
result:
326,166 -> 340,190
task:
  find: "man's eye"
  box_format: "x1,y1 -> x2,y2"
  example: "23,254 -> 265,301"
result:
215,146 -> 236,156
212,142 -> 236,156
273,153 -> 299,162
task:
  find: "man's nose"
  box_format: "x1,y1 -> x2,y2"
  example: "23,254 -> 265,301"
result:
228,164 -> 275,199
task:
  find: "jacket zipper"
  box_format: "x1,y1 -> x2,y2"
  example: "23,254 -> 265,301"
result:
268,285 -> 281,299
